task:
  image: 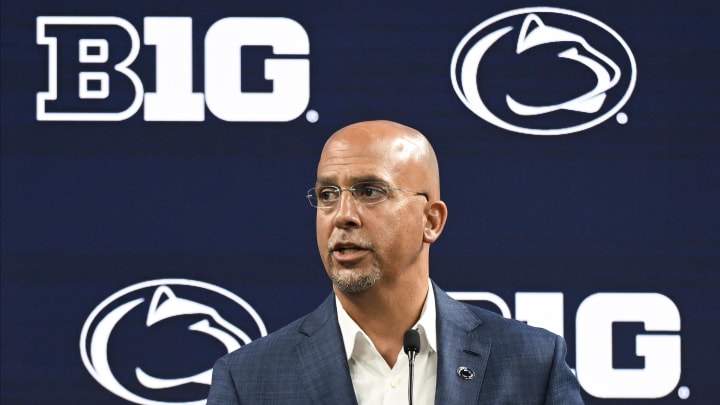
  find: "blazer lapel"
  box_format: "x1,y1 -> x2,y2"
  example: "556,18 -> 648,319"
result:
292,294 -> 358,405
433,283 -> 491,404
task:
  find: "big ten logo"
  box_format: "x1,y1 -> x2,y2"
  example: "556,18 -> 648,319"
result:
36,16 -> 310,121
449,292 -> 682,399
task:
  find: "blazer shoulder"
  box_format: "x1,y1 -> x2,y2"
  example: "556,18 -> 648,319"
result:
468,302 -> 560,346
435,283 -> 561,355
434,282 -> 558,344
218,292 -> 336,367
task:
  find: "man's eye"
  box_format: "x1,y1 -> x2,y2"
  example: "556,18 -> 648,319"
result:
318,188 -> 338,201
357,184 -> 385,198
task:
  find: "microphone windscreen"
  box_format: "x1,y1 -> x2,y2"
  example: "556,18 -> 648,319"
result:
403,329 -> 421,354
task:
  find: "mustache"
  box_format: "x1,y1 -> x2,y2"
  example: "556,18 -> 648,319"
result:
327,233 -> 373,252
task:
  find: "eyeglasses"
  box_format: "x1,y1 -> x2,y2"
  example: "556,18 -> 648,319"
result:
306,181 -> 428,209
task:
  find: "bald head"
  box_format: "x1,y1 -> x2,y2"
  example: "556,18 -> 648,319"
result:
315,120 -> 449,296
319,120 -> 441,200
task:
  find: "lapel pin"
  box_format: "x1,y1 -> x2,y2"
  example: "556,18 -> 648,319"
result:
456,366 -> 475,380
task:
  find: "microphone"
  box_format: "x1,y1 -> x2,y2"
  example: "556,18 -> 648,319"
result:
403,329 -> 421,405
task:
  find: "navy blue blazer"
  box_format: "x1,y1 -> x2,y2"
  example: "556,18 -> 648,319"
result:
207,282 -> 584,404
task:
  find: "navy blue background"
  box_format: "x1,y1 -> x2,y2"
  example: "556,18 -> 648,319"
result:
2,0 -> 718,403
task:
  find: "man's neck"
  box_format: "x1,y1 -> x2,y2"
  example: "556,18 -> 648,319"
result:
335,277 -> 429,367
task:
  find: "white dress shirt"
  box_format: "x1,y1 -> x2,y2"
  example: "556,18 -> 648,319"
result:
336,280 -> 437,405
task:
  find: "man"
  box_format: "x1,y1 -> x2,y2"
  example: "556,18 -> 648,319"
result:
207,120 -> 584,404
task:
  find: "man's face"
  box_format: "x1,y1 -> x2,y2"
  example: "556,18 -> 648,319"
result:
315,127 -> 429,294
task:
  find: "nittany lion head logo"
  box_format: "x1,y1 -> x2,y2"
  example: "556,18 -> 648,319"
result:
451,7 -> 637,135
80,279 -> 266,405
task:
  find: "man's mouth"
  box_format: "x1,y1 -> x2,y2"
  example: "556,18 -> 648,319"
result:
335,246 -> 363,254
330,244 -> 370,262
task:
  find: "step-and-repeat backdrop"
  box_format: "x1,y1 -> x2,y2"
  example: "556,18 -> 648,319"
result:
2,1 -> 718,404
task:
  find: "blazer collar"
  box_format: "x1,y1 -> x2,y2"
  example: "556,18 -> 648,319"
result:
293,294 -> 358,404
433,282 -> 491,404
291,283 -> 491,405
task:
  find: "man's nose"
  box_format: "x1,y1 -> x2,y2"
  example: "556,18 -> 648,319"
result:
332,190 -> 361,229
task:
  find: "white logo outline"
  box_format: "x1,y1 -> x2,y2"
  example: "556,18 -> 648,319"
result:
79,278 -> 266,405
450,7 -> 637,135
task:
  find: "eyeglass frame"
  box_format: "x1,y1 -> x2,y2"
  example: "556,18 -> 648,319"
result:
306,181 -> 429,209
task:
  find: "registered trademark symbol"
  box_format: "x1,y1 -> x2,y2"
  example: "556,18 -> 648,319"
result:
678,386 -> 690,399
616,112 -> 628,125
306,109 -> 319,123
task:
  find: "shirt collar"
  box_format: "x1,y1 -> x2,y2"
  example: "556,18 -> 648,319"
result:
336,279 -> 437,361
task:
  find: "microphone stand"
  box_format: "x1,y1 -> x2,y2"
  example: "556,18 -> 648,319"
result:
407,347 -> 417,405
403,329 -> 421,405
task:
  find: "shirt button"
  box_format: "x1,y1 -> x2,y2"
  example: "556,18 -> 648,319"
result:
391,379 -> 400,388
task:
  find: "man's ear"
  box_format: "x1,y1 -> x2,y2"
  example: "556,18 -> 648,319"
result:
423,200 -> 448,243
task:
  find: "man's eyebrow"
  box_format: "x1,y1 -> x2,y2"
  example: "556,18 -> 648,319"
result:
315,176 -> 336,186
